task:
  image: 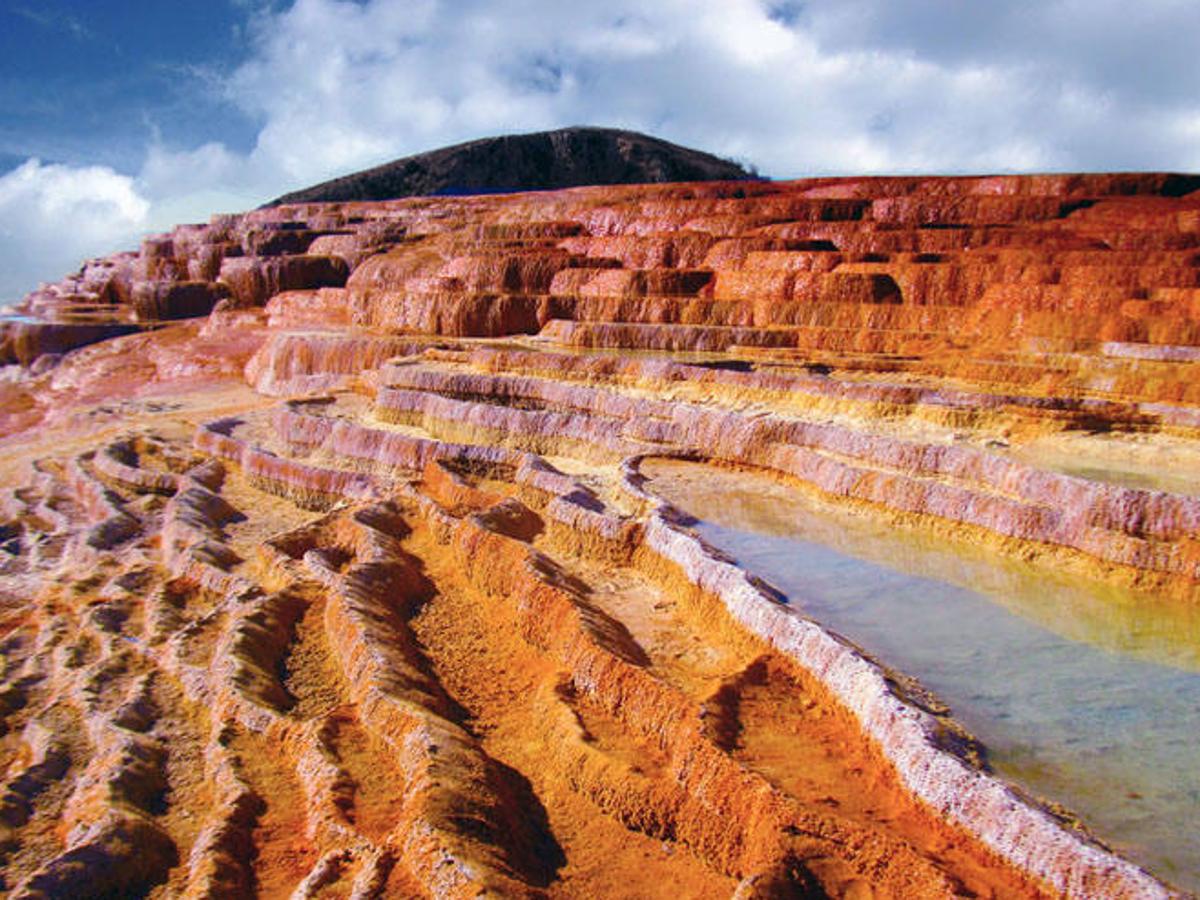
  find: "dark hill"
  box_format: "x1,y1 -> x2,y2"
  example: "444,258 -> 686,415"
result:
266,127 -> 758,206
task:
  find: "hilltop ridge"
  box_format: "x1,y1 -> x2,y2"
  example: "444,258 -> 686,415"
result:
265,126 -> 759,206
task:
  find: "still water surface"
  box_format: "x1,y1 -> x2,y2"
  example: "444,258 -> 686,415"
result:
642,457 -> 1200,891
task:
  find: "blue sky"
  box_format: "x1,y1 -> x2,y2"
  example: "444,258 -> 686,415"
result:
2,0 -> 1200,302
0,1 -> 259,171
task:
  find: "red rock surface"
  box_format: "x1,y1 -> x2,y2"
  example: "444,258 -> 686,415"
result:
0,173 -> 1197,897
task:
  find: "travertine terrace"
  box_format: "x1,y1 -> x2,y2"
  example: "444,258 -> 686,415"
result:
1,173 -> 1198,897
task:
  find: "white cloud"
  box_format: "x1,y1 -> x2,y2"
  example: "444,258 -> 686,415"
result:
0,159 -> 148,237
0,159 -> 150,301
136,141 -> 261,227
5,0 -> 1200,301
218,0 -> 1200,184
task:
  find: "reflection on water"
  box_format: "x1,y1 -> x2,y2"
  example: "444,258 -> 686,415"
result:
643,458 -> 1200,891
1007,442 -> 1200,497
1056,464 -> 1172,493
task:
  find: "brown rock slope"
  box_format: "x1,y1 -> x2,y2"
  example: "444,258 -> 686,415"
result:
1,173 -> 1198,897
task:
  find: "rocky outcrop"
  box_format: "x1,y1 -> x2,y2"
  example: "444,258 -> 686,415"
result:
0,319 -> 139,366
267,126 -> 757,205
131,280 -> 231,321
218,256 -> 349,308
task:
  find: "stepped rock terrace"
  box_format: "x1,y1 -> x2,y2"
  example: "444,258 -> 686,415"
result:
0,172 -> 1198,897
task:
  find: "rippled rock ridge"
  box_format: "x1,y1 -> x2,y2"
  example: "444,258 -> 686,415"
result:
0,169 -> 1198,897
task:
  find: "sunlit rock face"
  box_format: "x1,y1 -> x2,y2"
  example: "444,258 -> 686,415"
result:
0,171 -> 1197,897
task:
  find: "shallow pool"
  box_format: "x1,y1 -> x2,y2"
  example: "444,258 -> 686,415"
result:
642,457 -> 1200,892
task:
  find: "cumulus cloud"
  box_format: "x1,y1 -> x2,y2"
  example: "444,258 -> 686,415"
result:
0,159 -> 150,301
222,0 -> 1200,184
5,0 -> 1200,300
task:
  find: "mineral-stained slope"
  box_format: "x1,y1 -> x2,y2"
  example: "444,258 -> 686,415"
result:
1,172 -> 1198,898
